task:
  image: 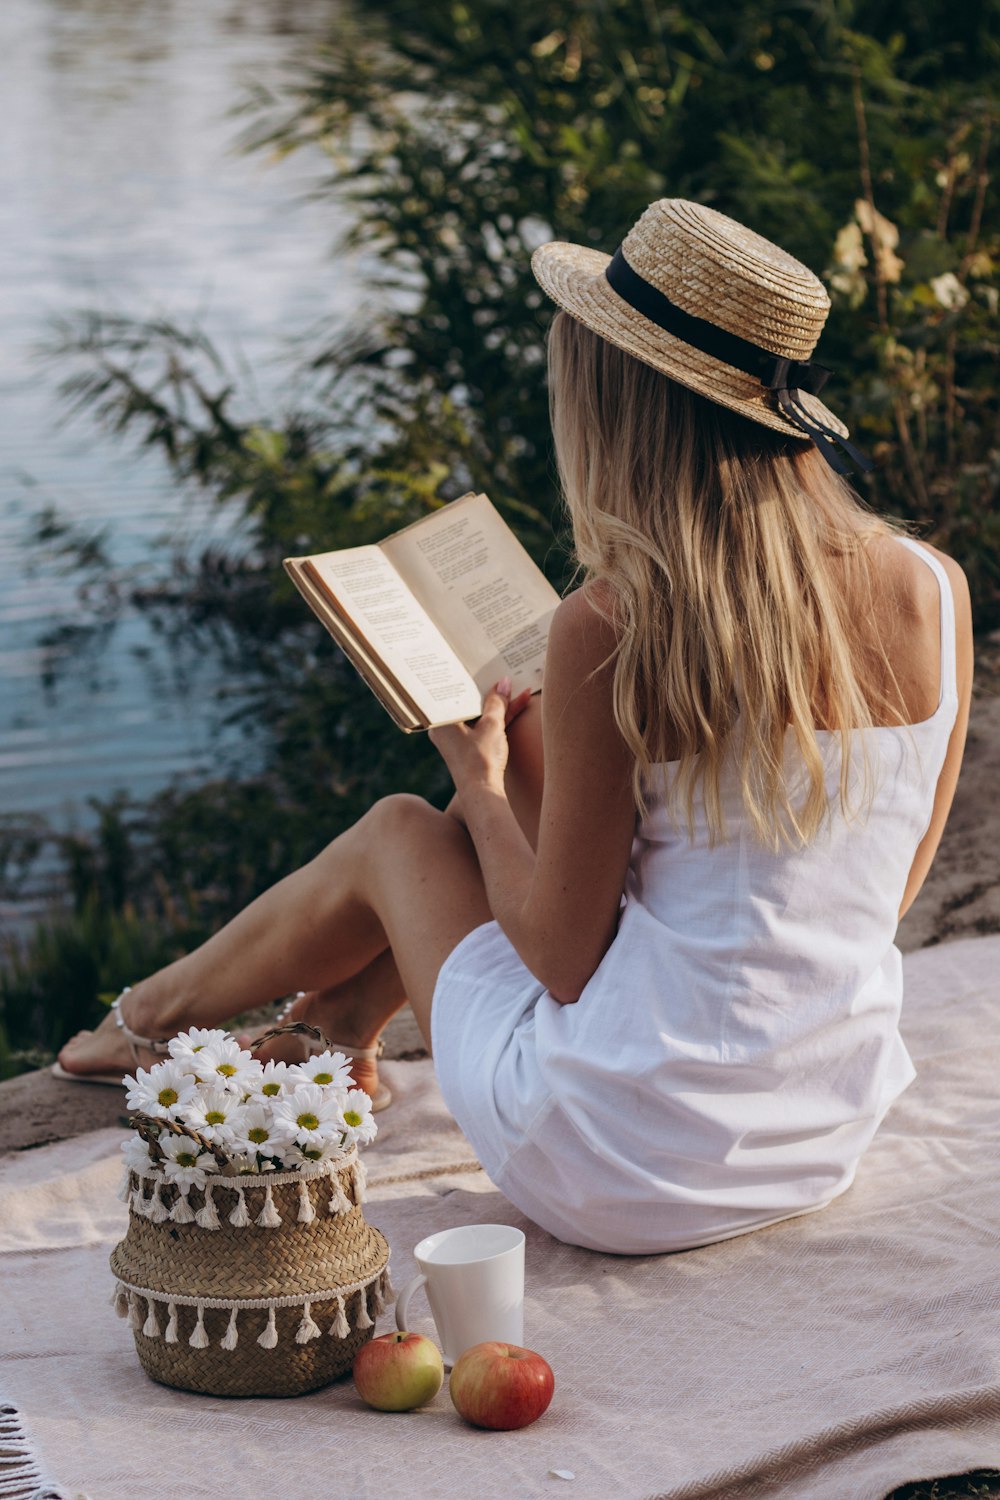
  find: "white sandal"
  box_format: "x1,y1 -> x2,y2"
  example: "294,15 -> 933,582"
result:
264,994 -> 393,1114
51,990 -> 393,1113
50,988 -> 172,1087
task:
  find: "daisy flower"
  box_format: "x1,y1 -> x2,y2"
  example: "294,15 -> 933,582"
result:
271,1083 -> 344,1148
254,1059 -> 291,1099
159,1135 -> 220,1190
120,1133 -> 153,1173
286,1050 -> 354,1090
125,1061 -> 200,1120
340,1089 -> 378,1148
181,1086 -> 250,1145
195,1038 -> 263,1092
167,1027 -> 231,1068
227,1104 -> 292,1164
280,1133 -> 347,1170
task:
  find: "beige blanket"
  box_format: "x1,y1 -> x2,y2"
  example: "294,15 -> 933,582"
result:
3,933 -> 1000,1500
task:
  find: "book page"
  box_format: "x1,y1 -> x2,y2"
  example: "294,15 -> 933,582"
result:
381,493 -> 560,695
302,547 -> 482,724
283,559 -> 421,730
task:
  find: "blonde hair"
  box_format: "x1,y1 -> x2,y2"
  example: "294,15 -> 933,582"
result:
546,309 -> 922,853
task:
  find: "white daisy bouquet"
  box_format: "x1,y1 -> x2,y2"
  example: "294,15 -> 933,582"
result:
122,1022 -> 377,1188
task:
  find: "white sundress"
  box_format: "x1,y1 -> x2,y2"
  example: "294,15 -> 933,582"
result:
431,538 -> 960,1255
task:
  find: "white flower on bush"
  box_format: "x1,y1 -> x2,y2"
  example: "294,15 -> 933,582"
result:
159,1135 -> 220,1190
287,1050 -> 354,1090
930,272 -> 969,312
125,1061 -> 200,1120
254,1059 -> 291,1099
181,1086 -> 250,1145
271,1083 -> 344,1148
339,1089 -> 377,1148
227,1103 -> 292,1163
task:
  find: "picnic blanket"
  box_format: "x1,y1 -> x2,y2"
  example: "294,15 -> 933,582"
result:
2,932 -> 1000,1500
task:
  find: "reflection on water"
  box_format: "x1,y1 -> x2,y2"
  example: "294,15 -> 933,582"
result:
0,0 -> 362,843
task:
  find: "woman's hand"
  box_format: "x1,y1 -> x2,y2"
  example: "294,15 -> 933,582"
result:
429,677 -> 533,795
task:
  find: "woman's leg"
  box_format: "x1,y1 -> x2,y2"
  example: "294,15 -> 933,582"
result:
57,697 -> 544,1078
248,695 -> 545,1065
57,795 -> 492,1074
228,948 -> 407,1094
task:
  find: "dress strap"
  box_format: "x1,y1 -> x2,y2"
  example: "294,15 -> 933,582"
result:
894,537 -> 958,711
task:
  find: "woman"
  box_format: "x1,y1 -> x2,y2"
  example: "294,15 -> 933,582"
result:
56,200 -> 972,1255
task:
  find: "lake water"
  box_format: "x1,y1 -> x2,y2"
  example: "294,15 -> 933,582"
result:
0,0 -> 367,863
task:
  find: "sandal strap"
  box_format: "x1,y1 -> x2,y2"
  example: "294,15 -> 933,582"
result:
111,990 -> 171,1061
282,995 -> 385,1061
326,1035 -> 385,1062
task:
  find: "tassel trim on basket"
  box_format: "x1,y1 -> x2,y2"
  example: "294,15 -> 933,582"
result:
124,1150 -> 361,1230
171,1186 -> 196,1224
195,1180 -> 221,1230
255,1182 -> 282,1228
229,1186 -> 250,1228
297,1177 -> 315,1224
110,1262 -> 394,1352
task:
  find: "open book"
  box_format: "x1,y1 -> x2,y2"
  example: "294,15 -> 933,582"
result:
284,492 -> 562,731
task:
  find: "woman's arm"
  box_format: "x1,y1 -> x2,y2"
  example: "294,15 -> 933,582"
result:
898,550 -> 974,921
445,693 -> 545,851
430,587 -> 637,1003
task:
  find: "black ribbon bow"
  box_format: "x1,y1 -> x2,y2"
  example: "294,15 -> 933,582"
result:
603,247 -> 874,477
759,358 -> 873,476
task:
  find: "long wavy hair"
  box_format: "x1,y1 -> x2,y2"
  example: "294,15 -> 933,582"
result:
546,309 -> 923,853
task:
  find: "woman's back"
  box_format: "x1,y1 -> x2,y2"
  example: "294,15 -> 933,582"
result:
637,536 -> 958,999
430,537 -> 965,1254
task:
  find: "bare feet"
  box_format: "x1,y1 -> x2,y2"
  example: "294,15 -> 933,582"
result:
55,985 -> 174,1080
56,1011 -> 138,1080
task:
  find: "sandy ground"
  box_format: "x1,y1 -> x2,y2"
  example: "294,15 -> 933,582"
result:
3,629 -> 998,1157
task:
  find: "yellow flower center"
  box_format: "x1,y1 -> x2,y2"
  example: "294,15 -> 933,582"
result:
344,1110 -> 363,1128
216,1062 -> 237,1077
157,1087 -> 178,1107
176,1151 -> 197,1168
313,1072 -> 334,1085
301,1146 -> 323,1161
248,1127 -> 269,1144
262,1082 -> 281,1096
205,1110 -> 226,1125
296,1112 -> 320,1131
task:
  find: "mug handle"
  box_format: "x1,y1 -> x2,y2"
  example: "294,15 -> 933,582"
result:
395,1273 -> 428,1333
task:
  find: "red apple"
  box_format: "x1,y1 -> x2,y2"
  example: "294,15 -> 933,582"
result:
448,1341 -> 554,1431
352,1331 -> 444,1412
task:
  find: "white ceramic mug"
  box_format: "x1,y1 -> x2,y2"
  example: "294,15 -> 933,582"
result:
395,1223 -> 525,1366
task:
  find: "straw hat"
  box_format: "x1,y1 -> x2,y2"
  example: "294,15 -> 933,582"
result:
531,199 -> 870,474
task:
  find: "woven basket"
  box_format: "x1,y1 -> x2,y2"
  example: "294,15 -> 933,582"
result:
109,1148 -> 390,1397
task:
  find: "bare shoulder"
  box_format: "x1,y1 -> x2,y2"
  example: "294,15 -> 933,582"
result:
544,583 -> 626,733
867,531 -> 968,619
548,580 -> 622,667
902,539 -> 973,675
903,537 -> 969,598
876,537 -> 974,712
